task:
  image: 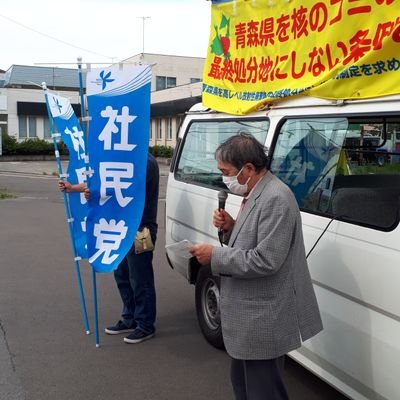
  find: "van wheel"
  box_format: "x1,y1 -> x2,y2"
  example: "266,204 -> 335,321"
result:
195,266 -> 224,349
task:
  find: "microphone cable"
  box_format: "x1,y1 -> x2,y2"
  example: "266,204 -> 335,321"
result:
306,215 -> 343,259
218,228 -> 224,247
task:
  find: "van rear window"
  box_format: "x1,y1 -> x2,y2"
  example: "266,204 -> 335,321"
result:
175,119 -> 269,190
270,116 -> 400,230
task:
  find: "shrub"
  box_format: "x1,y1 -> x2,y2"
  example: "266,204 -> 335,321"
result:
149,145 -> 173,158
1,132 -> 68,156
17,138 -> 54,155
1,132 -> 18,155
1,132 -> 174,159
57,141 -> 69,155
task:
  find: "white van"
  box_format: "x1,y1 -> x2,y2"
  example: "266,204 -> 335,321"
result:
165,95 -> 400,400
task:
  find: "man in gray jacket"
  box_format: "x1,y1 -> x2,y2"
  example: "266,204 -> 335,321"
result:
190,133 -> 323,400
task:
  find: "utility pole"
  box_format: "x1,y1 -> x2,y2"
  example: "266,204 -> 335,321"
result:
138,16 -> 151,62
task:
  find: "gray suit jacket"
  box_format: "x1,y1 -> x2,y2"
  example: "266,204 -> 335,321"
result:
211,172 -> 323,360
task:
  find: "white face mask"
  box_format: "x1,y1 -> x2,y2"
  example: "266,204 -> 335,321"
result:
222,167 -> 250,196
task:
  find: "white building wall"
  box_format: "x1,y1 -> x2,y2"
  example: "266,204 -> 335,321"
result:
6,88 -> 80,139
123,53 -> 204,91
149,116 -> 182,148
4,83 -> 192,148
2,55 -> 204,148
149,81 -> 202,149
0,92 -> 6,110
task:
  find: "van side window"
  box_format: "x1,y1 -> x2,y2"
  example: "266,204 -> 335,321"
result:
175,119 -> 269,190
270,116 -> 400,230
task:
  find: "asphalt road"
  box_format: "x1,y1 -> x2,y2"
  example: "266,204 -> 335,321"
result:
0,170 -> 348,400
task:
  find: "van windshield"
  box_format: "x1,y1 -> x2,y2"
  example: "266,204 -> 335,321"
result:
176,118 -> 269,190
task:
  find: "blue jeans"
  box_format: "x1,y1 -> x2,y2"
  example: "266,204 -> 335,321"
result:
113,248 -> 156,334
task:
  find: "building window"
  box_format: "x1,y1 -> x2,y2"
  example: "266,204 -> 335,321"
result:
190,78 -> 201,84
167,77 -> 176,88
18,115 -> 27,138
156,76 -> 176,91
0,115 -> 7,137
18,115 -> 37,139
150,122 -> 153,140
166,118 -> 172,140
28,116 -> 37,137
43,117 -> 52,138
156,119 -> 162,140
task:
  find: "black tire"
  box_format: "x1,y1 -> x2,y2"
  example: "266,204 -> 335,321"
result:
195,266 -> 225,349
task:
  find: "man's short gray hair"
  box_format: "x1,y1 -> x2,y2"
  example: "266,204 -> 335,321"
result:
215,132 -> 268,172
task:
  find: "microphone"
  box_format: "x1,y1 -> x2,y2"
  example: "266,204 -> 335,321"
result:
218,190 -> 228,211
217,190 -> 228,246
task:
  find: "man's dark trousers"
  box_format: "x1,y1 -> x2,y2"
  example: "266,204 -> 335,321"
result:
114,247 -> 156,334
230,357 -> 289,400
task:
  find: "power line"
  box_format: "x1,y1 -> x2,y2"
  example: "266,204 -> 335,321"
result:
0,12 -> 115,60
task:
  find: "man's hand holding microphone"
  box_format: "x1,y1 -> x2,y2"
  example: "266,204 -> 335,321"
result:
215,190 -> 234,238
190,190 -> 234,265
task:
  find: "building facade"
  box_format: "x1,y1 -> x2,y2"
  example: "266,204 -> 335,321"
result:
0,53 -> 204,150
0,65 -> 84,141
123,53 -> 203,148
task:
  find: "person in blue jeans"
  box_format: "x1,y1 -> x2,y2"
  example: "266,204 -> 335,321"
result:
59,153 -> 159,344
106,153 -> 159,343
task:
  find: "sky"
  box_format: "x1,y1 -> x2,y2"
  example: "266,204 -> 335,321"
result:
0,0 -> 211,71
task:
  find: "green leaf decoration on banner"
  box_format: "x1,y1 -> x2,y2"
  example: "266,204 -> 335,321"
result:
211,25 -> 224,56
210,16 -> 231,59
220,15 -> 229,29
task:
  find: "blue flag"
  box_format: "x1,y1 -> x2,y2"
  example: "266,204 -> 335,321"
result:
85,65 -> 151,273
46,92 -> 88,259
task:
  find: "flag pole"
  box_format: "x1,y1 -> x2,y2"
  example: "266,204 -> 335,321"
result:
42,82 -> 91,335
77,58 -> 100,348
92,268 -> 100,347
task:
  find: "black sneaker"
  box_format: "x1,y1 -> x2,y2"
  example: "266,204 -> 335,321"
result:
104,320 -> 135,335
123,328 -> 154,344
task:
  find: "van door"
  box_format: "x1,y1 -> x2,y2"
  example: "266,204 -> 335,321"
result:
269,114 -> 400,400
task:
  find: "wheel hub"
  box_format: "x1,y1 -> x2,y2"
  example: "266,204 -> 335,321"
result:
202,278 -> 220,330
